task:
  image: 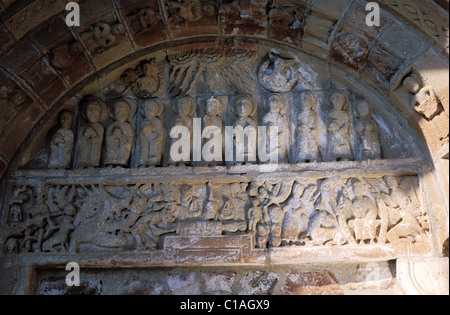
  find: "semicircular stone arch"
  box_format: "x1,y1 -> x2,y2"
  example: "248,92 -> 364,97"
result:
0,0 -> 448,295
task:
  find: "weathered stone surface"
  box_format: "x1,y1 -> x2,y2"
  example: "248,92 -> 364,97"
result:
280,271 -> 343,295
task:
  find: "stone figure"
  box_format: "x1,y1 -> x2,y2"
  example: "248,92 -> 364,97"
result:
8,204 -> 23,224
169,97 -> 196,166
105,99 -> 135,167
134,59 -> 165,98
281,183 -> 318,246
356,100 -> 381,160
297,92 -> 320,163
381,176 -> 424,243
268,204 -> 284,247
347,180 -> 380,244
203,97 -> 224,165
139,99 -> 166,167
49,111 -> 75,169
258,53 -> 298,92
234,96 -> 258,164
403,75 -> 449,146
76,99 -> 105,169
248,199 -> 264,233
262,94 -> 288,164
325,92 -> 353,162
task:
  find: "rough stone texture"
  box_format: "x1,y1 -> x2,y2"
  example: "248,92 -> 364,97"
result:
0,0 -> 448,296
30,262 -> 401,295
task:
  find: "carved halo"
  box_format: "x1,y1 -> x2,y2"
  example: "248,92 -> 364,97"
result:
141,98 -> 165,118
172,96 -> 197,116
80,96 -> 109,123
232,95 -> 257,117
109,97 -> 137,122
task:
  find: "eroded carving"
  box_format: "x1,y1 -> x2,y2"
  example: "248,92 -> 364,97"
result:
2,173 -> 430,254
105,99 -> 136,167
258,53 -> 298,93
76,98 -> 106,169
139,99 -> 166,167
48,111 -> 75,169
296,92 -> 320,163
325,92 -> 353,162
356,100 -> 382,161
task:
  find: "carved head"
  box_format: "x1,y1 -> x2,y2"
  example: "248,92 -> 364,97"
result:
237,97 -> 254,117
8,204 -> 22,222
300,92 -> 316,110
177,97 -> 195,116
59,111 -> 74,130
268,94 -> 283,113
113,101 -> 131,123
206,97 -> 222,116
330,92 -> 348,110
352,180 -> 366,197
384,176 -> 399,189
4,238 -> 19,254
144,99 -> 163,119
84,101 -> 103,124
403,76 -> 421,94
357,100 -> 372,118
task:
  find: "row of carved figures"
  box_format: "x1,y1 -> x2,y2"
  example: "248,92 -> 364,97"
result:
47,91 -> 382,169
3,176 -> 428,253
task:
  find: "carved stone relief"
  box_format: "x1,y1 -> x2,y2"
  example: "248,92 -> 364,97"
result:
3,45 -> 428,264
1,174 -> 429,254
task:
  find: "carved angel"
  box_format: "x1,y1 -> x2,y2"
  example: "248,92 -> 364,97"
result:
258,53 -> 298,92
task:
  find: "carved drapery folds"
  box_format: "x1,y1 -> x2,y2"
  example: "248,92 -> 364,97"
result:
22,50 -> 414,171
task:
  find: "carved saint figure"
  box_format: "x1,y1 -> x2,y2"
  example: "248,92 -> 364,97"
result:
234,96 -> 258,164
325,92 -> 353,162
169,97 -> 196,166
105,100 -> 135,167
203,97 -> 224,165
356,100 -> 381,160
76,99 -> 105,169
139,99 -> 166,167
262,94 -> 288,163
297,92 -> 320,163
49,111 -> 74,169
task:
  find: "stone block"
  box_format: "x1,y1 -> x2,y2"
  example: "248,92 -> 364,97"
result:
201,271 -> 236,295
19,58 -> 68,105
164,0 -> 220,38
0,40 -> 41,73
268,0 -> 308,45
120,0 -> 168,48
280,271 -> 343,295
238,271 -> 279,295
36,276 -> 102,295
0,102 -> 44,161
220,0 -> 269,36
167,272 -> 202,295
378,23 -> 430,60
0,23 -> 14,55
397,256 -> 449,295
4,0 -> 66,39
